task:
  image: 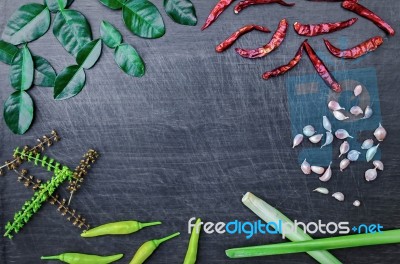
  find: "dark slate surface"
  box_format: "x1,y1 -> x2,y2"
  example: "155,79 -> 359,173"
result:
1,0 -> 400,263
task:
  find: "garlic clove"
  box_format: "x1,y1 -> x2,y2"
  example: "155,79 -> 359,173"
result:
353,200 -> 361,207
321,132 -> 333,149
354,85 -> 362,97
350,106 -> 364,116
361,139 -> 374,150
335,129 -> 353,139
373,160 -> 384,171
339,141 -> 350,157
347,150 -> 361,161
328,100 -> 345,111
323,116 -> 332,132
373,123 -> 387,142
366,144 -> 380,162
340,158 -> 350,172
311,166 -> 325,175
292,134 -> 304,148
365,168 -> 378,181
332,192 -> 345,202
309,134 -> 323,144
301,159 -> 311,174
313,187 -> 329,195
332,110 -> 349,121
362,106 -> 373,119
319,162 -> 332,182
303,125 -> 316,137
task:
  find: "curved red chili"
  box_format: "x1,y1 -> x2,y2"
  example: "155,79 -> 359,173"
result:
342,1 -> 395,36
303,41 -> 342,93
324,36 -> 384,59
293,18 -> 358,37
216,25 -> 271,53
234,0 -> 295,14
201,0 -> 235,31
262,42 -> 304,80
235,19 -> 288,59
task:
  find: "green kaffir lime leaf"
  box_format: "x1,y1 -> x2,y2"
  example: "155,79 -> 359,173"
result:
3,91 -> 34,135
54,65 -> 86,100
100,21 -> 123,49
10,46 -> 34,91
99,0 -> 126,10
0,40 -> 19,65
76,39 -> 102,69
164,0 -> 197,26
114,43 -> 145,77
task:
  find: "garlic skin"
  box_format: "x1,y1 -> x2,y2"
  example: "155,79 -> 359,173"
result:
339,141 -> 350,157
328,100 -> 345,111
319,162 -> 332,182
335,129 -> 353,139
354,85 -> 362,97
321,132 -> 333,148
366,144 -> 380,162
301,159 -> 311,174
365,168 -> 378,181
340,158 -> 350,172
373,123 -> 387,142
353,200 -> 361,207
292,134 -> 304,148
323,116 -> 332,132
332,111 -> 349,121
347,150 -> 361,161
303,125 -> 316,137
373,160 -> 384,171
309,134 -> 323,144
350,106 -> 364,116
332,192 -> 345,202
311,166 -> 325,175
361,139 -> 374,150
362,106 -> 373,119
313,187 -> 329,195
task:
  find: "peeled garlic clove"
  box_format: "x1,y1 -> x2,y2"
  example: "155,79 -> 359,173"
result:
373,123 -> 387,142
313,187 -> 329,195
332,192 -> 345,202
350,106 -> 363,116
322,116 -> 332,132
309,134 -> 323,144
301,159 -> 311,175
328,100 -> 345,111
354,85 -> 362,97
340,158 -> 350,172
292,134 -> 304,148
311,166 -> 325,175
366,144 -> 380,162
335,129 -> 353,140
321,132 -> 333,149
373,160 -> 384,171
362,106 -> 373,119
353,200 -> 361,207
339,141 -> 350,157
303,125 -> 316,137
361,139 -> 374,150
347,150 -> 361,161
319,162 -> 332,182
332,111 -> 349,121
365,168 -> 377,181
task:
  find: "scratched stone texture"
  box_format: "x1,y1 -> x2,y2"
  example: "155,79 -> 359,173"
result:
1,0 -> 400,263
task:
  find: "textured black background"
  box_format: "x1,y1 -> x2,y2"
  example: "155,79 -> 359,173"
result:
1,0 -> 400,263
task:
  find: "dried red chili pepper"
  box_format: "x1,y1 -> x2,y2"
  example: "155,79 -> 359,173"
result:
235,19 -> 288,59
201,0 -> 235,31
262,41 -> 305,80
216,25 -> 271,53
342,1 -> 395,36
303,40 -> 342,93
324,36 -> 384,59
234,0 -> 295,14
293,18 -> 358,37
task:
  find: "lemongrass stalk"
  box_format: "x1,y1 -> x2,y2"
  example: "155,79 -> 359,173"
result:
226,229 -> 400,258
241,192 -> 341,264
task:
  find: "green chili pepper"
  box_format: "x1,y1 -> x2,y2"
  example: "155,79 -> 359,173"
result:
183,218 -> 202,264
129,232 -> 180,264
81,220 -> 162,238
41,253 -> 123,264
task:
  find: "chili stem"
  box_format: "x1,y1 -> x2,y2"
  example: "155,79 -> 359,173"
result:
154,232 -> 180,247
139,221 -> 162,228
41,255 -> 61,260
